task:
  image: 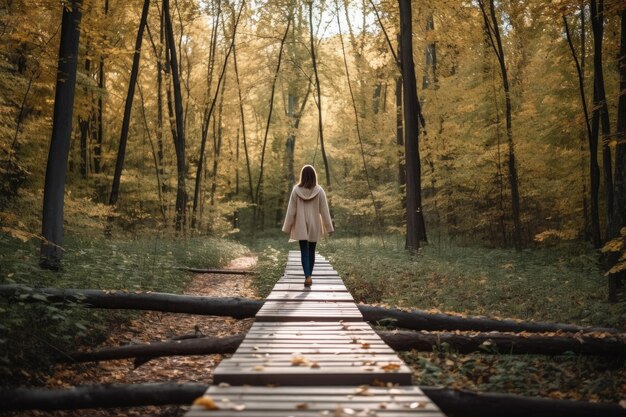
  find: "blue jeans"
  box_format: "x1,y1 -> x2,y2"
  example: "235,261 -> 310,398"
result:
298,240 -> 316,277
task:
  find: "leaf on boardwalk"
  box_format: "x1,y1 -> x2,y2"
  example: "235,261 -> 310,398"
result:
360,342 -> 371,349
381,363 -> 401,372
291,356 -> 309,366
296,403 -> 309,409
193,396 -> 220,410
253,365 -> 265,371
354,385 -> 373,396
310,361 -> 320,368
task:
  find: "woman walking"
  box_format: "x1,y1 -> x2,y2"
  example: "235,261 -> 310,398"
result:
282,165 -> 334,287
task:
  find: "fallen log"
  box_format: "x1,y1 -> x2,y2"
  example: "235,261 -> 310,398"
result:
377,330 -> 626,357
1,284 -> 621,334
64,329 -> 626,365
0,284 -> 263,319
64,334 -> 244,363
421,386 -> 626,417
176,267 -> 257,275
358,304 -> 621,334
0,382 -> 207,411
2,382 -> 625,416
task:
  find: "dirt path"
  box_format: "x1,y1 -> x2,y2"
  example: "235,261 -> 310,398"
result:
17,255 -> 258,417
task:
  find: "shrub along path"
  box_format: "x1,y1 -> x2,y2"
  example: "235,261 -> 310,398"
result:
9,256 -> 259,417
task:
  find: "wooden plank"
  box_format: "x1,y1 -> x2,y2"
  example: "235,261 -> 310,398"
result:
213,369 -> 412,386
266,291 -> 354,302
272,283 -> 348,291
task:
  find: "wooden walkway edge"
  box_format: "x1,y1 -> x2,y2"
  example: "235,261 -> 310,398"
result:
186,251 -> 447,416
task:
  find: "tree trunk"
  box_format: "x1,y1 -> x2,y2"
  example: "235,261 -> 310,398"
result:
610,7 -> 626,240
564,12 -> 593,241
107,0 -> 151,210
39,0 -> 83,270
378,330 -> 626,357
399,0 -> 423,253
3,383 -> 626,416
62,330 -> 626,366
191,2 -> 242,229
308,0 -> 331,190
94,0 -> 108,175
1,285 -> 620,334
357,304 -> 619,334
336,10 -> 384,244
79,118 -> 88,179
0,284 -> 263,318
64,334 -> 244,363
254,16 -> 291,223
421,387 -> 626,417
590,0 -> 613,241
479,0 -> 522,250
210,70 -> 227,206
164,0 -> 187,232
233,41 -> 254,202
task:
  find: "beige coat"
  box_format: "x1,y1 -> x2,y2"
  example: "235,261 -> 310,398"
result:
282,185 -> 334,242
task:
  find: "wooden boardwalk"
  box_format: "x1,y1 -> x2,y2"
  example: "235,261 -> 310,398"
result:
187,251 -> 446,416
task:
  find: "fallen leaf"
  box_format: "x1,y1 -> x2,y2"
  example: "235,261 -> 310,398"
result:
296,403 -> 309,409
354,386 -> 373,396
193,396 -> 220,410
381,363 -> 401,372
291,356 -> 309,366
310,361 -> 320,368
361,342 -> 371,349
253,365 -> 265,371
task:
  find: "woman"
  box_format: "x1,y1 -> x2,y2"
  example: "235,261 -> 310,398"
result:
282,165 -> 334,287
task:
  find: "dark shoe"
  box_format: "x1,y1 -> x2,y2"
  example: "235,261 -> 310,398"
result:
304,276 -> 312,287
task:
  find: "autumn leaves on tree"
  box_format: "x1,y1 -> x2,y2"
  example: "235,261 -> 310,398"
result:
0,0 -> 619,270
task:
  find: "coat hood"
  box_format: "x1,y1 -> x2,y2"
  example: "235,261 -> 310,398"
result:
294,184 -> 321,200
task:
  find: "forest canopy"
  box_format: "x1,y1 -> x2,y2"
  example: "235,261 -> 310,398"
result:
0,0 -> 624,258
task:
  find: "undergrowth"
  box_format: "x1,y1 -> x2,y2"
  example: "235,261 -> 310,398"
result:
0,232 -> 247,386
321,236 -> 625,329
402,348 -> 625,402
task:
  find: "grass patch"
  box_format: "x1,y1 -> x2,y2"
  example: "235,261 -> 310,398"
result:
0,232 -> 248,386
321,236 -> 625,328
402,349 -> 625,402
240,233 -> 291,298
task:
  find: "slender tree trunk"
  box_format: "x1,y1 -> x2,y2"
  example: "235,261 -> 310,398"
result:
479,0 -> 522,250
233,41 -> 253,202
137,82 -> 166,220
590,0 -> 613,241
164,0 -> 187,232
336,9 -> 384,244
611,8 -> 626,239
308,1 -> 331,189
589,0 -> 604,248
191,2 -> 242,229
395,39 -> 405,194
79,120 -> 88,179
564,14 -> 594,241
399,0 -> 422,253
39,0 -> 83,269
254,16 -> 291,224
94,0 -> 108,175
210,70 -> 227,205
107,0 -> 151,211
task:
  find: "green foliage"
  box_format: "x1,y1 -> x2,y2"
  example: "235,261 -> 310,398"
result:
243,233 -> 290,298
0,231 -> 247,385
402,349 -> 626,402
322,236 -> 625,328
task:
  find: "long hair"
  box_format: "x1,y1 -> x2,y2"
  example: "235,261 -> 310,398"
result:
298,165 -> 317,189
